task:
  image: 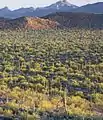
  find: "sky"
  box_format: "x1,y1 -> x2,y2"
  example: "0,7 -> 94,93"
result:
0,0 -> 102,10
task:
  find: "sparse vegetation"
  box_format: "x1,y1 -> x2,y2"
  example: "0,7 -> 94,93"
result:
0,28 -> 103,119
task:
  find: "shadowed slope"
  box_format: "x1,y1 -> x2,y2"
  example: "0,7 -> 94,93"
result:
43,12 -> 103,29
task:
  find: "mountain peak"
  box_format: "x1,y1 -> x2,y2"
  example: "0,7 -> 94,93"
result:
44,0 -> 78,10
1,6 -> 10,11
59,0 -> 69,3
59,0 -> 71,4
55,0 -> 76,7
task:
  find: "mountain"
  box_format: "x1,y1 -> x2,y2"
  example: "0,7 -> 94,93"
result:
13,7 -> 34,14
0,7 -> 35,18
43,12 -> 103,29
0,0 -> 78,18
71,2 -> 103,13
42,0 -> 77,11
7,7 -> 35,18
30,0 -> 78,17
0,7 -> 11,17
0,17 -> 59,30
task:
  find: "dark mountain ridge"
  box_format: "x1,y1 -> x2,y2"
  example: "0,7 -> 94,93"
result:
43,12 -> 103,29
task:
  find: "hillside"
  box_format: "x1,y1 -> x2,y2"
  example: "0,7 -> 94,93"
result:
0,17 -> 59,30
0,12 -> 103,30
43,12 -> 103,29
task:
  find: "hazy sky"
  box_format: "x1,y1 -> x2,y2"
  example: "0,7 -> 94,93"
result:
0,0 -> 102,9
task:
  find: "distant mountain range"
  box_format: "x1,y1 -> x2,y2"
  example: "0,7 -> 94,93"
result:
71,2 -> 103,13
0,0 -> 103,18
